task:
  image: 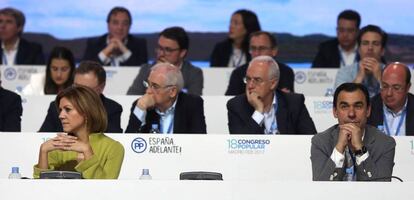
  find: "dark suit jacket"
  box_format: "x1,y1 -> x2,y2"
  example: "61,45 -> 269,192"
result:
0,88 -> 22,131
225,61 -> 295,95
82,34 -> 148,66
227,91 -> 317,134
125,92 -> 206,134
39,94 -> 123,133
311,39 -> 361,69
0,38 -> 45,65
367,93 -> 414,136
311,125 -> 396,181
209,39 -> 251,67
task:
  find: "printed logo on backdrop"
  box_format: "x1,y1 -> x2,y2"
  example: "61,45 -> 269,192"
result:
105,70 -> 117,79
227,139 -> 271,154
4,67 -> 17,80
131,137 -> 182,154
295,71 -> 306,84
16,67 -> 40,81
306,71 -> 333,84
313,100 -> 333,113
410,140 -> 414,155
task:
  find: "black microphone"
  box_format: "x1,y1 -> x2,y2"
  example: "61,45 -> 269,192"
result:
367,176 -> 403,182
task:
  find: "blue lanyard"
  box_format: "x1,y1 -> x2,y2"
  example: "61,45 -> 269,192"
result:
231,52 -> 244,67
383,108 -> 406,136
339,48 -> 357,67
268,102 -> 278,134
2,53 -> 7,65
160,118 -> 174,134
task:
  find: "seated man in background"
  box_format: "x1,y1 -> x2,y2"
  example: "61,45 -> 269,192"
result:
227,55 -> 316,134
39,61 -> 123,133
311,83 -> 395,181
0,71 -> 22,131
334,25 -> 387,97
0,7 -> 44,65
312,10 -> 361,68
127,26 -> 203,96
368,62 -> 414,136
83,6 -> 147,66
125,63 -> 206,134
225,31 -> 294,95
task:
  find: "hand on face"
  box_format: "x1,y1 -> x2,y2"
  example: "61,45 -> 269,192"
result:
246,90 -> 264,113
137,93 -> 156,110
360,57 -> 381,75
336,123 -> 363,153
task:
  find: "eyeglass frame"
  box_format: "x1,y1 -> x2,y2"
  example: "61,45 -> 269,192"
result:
155,46 -> 181,55
143,80 -> 175,91
243,76 -> 275,85
380,83 -> 407,93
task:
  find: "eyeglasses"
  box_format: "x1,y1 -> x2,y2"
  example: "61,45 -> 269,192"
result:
143,81 -> 174,91
243,77 -> 265,85
155,46 -> 180,55
381,84 -> 405,93
336,27 -> 357,34
249,46 -> 272,54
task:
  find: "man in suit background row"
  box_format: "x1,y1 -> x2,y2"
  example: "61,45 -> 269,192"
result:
125,62 -> 206,134
368,62 -> 414,136
311,83 -> 395,181
227,55 -> 316,135
0,7 -> 44,65
83,6 -> 147,67
0,70 -> 22,132
225,31 -> 294,95
127,26 -> 203,96
39,61 -> 123,133
312,9 -> 360,68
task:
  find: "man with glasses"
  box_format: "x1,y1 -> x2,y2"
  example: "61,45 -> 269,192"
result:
225,31 -> 294,95
125,63 -> 206,134
82,6 -> 147,67
312,10 -> 360,68
127,26 -> 203,95
39,61 -> 123,133
334,25 -> 387,97
227,55 -> 316,134
368,62 -> 414,136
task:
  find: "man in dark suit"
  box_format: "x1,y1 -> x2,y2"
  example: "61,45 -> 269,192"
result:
39,61 -> 123,133
311,83 -> 395,181
0,71 -> 22,132
368,62 -> 414,136
312,10 -> 360,68
0,7 -> 44,65
226,31 -> 294,95
125,63 -> 206,134
127,26 -> 203,96
227,55 -> 316,134
82,7 -> 147,66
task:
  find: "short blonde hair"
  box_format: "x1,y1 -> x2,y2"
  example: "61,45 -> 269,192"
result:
56,85 -> 107,133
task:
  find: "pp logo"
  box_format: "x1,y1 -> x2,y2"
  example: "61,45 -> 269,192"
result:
295,71 -> 306,84
4,67 -> 17,80
131,137 -> 147,153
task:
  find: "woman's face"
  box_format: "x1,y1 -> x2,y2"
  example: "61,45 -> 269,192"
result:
229,13 -> 247,41
58,97 -> 86,134
50,58 -> 72,86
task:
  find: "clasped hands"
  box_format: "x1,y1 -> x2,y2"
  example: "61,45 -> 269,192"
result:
335,123 -> 364,154
41,133 -> 93,159
102,37 -> 128,58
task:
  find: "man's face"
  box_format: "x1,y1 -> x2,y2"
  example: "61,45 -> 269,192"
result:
245,60 -> 277,99
359,31 -> 384,61
146,69 -> 177,109
74,72 -> 104,94
381,64 -> 411,112
0,14 -> 21,42
336,19 -> 358,50
107,12 -> 130,40
249,34 -> 277,58
334,90 -> 371,128
156,36 -> 186,66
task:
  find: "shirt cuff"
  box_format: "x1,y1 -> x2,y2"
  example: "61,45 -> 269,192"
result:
119,50 -> 132,62
331,148 -> 345,168
98,51 -> 110,64
133,105 -> 147,126
355,151 -> 369,166
251,111 -> 264,125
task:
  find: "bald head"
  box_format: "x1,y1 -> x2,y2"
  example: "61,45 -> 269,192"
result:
381,62 -> 411,112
